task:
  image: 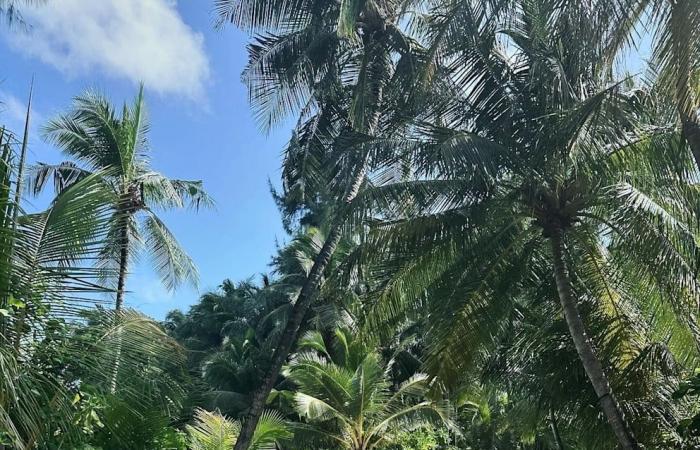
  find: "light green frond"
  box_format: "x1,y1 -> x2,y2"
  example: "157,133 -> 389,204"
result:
141,209 -> 198,292
186,408 -> 240,450
294,392 -> 345,422
140,172 -> 214,210
250,409 -> 292,449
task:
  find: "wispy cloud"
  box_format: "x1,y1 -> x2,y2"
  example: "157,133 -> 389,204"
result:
0,89 -> 43,137
0,90 -> 28,126
3,0 -> 211,100
128,273 -> 174,307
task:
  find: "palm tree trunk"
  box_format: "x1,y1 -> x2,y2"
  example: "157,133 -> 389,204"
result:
110,216 -> 129,393
115,219 -> 129,311
549,227 -> 639,450
681,117 -> 700,169
233,163 -> 366,450
549,406 -> 565,450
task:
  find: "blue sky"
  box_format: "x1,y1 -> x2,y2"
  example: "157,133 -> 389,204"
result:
0,0 -> 290,319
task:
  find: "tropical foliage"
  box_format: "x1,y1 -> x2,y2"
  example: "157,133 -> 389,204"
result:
0,87 -> 208,449
185,408 -> 289,450
0,0 -> 42,28
284,328 -> 454,450
5,0 -> 700,449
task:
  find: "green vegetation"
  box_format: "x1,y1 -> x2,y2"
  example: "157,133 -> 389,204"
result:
4,0 -> 700,449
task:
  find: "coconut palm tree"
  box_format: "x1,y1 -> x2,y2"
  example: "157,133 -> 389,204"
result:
473,275 -> 690,448
0,167 -> 115,448
30,86 -> 212,310
186,408 -> 290,450
495,0 -> 700,170
284,328 -> 455,450
0,115 -> 186,448
217,0 -> 426,445
166,226 -> 362,422
166,278 -> 292,418
350,2 -> 700,448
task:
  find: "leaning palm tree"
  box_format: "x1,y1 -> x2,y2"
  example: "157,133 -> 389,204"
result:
30,86 -> 212,310
284,328 -> 455,450
218,0 -> 426,446
352,3 -> 700,448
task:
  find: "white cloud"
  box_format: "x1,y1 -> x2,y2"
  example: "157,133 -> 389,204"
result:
5,0 -> 210,100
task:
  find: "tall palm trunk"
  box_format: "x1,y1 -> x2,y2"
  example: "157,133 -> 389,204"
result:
233,163 -> 366,450
110,214 -> 130,393
549,227 -> 639,450
115,217 -> 129,311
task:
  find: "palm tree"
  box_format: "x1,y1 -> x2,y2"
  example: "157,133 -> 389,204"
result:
506,0 -> 700,170
0,168 -> 115,448
166,227 -> 361,421
31,86 -> 212,310
217,1 -> 426,446
186,408 -> 290,450
167,278 -> 292,418
0,115 -> 186,448
46,308 -> 188,449
352,3 -> 700,448
473,277 -> 689,448
284,328 -> 455,450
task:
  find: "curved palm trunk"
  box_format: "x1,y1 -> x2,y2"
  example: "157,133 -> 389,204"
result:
549,227 -> 639,450
233,164 -> 366,450
234,225 -> 342,449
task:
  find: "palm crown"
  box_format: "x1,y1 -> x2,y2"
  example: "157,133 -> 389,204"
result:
284,328 -> 455,450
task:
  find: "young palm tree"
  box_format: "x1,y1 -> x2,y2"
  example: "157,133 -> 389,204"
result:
186,408 -> 290,450
31,86 -> 212,310
0,169 -> 116,448
284,328 -> 455,450
352,3 -> 700,448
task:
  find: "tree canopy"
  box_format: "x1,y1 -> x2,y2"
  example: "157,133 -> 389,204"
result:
5,0 -> 700,449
